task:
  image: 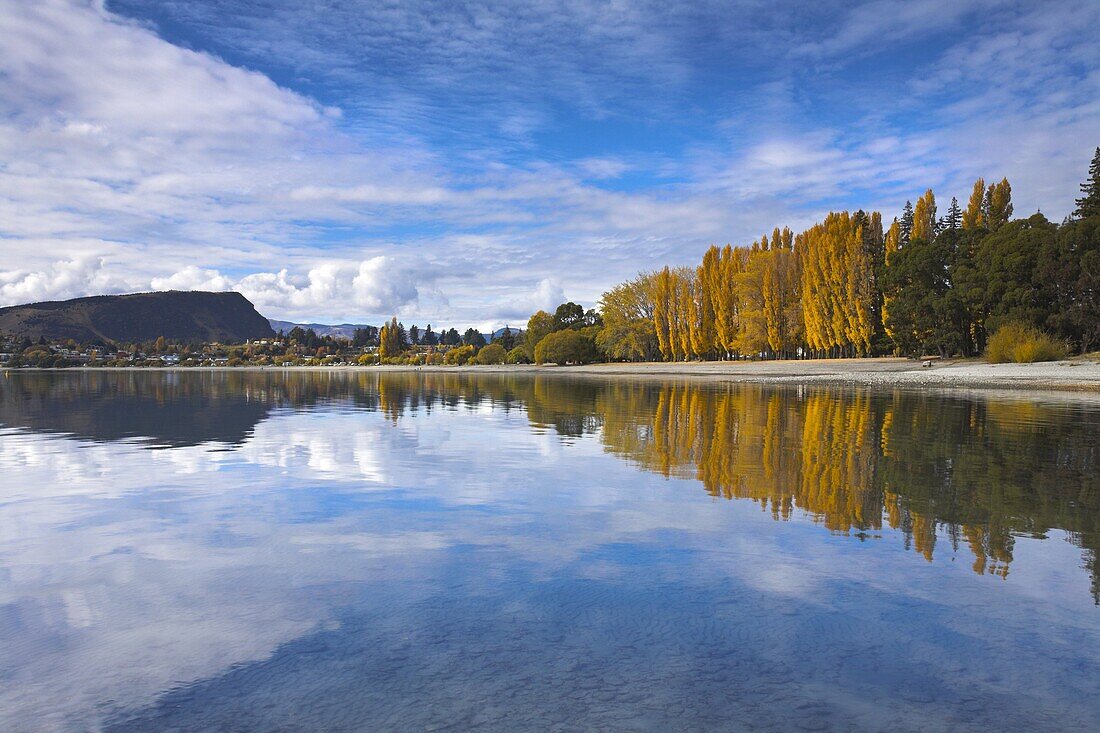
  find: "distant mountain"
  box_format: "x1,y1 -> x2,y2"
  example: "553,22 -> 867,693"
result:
268,319 -> 375,340
265,320 -> 520,342
0,291 -> 274,344
491,326 -> 525,340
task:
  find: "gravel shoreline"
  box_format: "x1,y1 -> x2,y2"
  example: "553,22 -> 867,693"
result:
13,357 -> 1100,393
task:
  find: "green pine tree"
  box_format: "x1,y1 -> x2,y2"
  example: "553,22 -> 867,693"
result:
899,201 -> 914,247
1075,146 -> 1100,219
944,196 -> 962,232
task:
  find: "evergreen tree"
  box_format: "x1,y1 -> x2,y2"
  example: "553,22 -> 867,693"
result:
494,326 -> 518,351
1059,217 -> 1100,351
899,201 -> 914,247
352,327 -> 377,347
463,328 -> 486,348
1075,146 -> 1100,219
553,302 -> 585,330
408,325 -> 420,345
423,324 -> 438,346
881,231 -> 967,358
582,309 -> 603,328
944,196 -> 962,232
968,213 -> 1058,334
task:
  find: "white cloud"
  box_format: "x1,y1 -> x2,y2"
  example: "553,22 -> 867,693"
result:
529,278 -> 566,314
288,184 -> 454,205
0,1 -> 735,324
577,158 -> 630,180
0,257 -> 122,304
0,256 -> 426,321
0,0 -> 1096,327
149,266 -> 234,292
230,259 -> 423,318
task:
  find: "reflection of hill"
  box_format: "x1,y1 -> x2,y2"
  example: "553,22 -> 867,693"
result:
0,372 -> 275,446
3,371 -> 1098,599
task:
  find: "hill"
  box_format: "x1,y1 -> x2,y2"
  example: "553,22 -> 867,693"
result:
268,319 -> 375,340
492,326 -> 525,340
0,291 -> 274,344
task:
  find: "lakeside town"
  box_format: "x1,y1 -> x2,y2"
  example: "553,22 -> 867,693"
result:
0,323 -> 531,369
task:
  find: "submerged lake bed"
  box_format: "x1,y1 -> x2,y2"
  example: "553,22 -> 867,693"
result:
2,371 -> 1099,731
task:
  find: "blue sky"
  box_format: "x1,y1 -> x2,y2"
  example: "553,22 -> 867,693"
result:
1,0 -> 1098,327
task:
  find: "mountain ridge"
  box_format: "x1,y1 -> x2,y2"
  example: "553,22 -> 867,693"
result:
268,319 -> 375,340
0,291 -> 274,343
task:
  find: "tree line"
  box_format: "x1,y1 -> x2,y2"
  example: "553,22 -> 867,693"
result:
591,148 -> 1100,361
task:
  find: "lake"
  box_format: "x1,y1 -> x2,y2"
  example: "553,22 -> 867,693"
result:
1,371 -> 1099,732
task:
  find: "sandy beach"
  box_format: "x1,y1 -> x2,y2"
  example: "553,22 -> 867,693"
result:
528,357 -> 1100,389
384,356 -> 1100,392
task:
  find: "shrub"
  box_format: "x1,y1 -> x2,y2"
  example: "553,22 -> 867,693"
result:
425,352 -> 443,365
475,343 -> 507,365
535,329 -> 598,365
506,346 -> 531,364
444,344 -> 475,364
985,322 -> 1069,363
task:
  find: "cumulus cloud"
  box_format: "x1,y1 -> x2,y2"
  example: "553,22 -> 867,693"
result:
149,266 -> 234,293
0,258 -> 123,304
0,256 -> 426,321
230,258 -> 422,317
529,278 -> 566,314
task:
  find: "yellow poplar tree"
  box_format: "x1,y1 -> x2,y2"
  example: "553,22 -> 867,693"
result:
762,246 -> 800,357
735,242 -> 769,355
985,177 -> 1013,230
912,189 -> 937,242
691,261 -> 715,357
962,178 -> 985,229
714,245 -> 744,357
673,268 -> 695,359
799,212 -> 872,356
653,267 -> 673,360
882,219 -> 902,346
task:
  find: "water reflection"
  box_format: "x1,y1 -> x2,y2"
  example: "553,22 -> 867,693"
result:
1,371 -> 1099,731
5,371 -> 1096,594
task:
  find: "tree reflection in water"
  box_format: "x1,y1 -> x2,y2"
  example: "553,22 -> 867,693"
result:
3,370 -> 1098,600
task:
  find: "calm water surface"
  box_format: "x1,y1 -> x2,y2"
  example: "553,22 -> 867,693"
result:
2,371 -> 1099,732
